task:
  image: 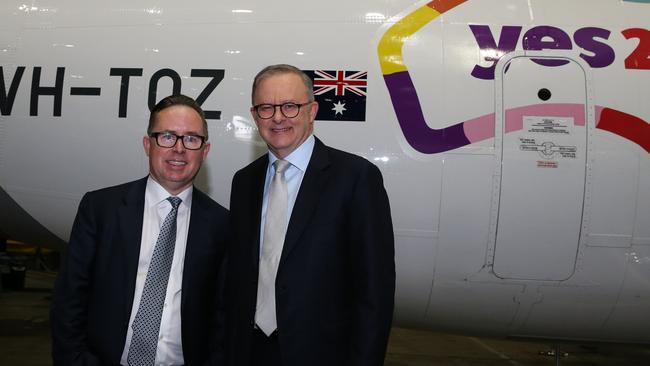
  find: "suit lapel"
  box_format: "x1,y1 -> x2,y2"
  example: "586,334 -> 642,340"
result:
182,188 -> 205,310
120,177 -> 147,318
280,138 -> 330,265
249,157 -> 269,271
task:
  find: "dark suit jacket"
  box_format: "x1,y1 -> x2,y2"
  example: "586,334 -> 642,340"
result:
226,138 -> 395,366
51,177 -> 229,365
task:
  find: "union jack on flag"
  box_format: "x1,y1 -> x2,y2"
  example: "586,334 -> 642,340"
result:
303,70 -> 367,121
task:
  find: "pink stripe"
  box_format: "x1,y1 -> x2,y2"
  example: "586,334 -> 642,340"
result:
463,113 -> 495,143
463,103 -> 587,144
505,103 -> 586,133
595,105 -> 605,127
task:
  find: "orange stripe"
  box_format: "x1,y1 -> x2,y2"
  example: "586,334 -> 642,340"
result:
427,0 -> 466,13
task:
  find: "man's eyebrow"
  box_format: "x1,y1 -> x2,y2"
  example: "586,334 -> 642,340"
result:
156,130 -> 204,135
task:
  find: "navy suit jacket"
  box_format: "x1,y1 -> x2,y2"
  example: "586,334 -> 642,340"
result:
51,177 -> 229,365
226,138 -> 395,365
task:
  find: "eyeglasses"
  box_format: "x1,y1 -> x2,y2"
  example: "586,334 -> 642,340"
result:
253,101 -> 312,119
150,132 -> 206,150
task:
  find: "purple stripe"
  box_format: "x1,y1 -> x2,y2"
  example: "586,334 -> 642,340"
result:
384,71 -> 470,153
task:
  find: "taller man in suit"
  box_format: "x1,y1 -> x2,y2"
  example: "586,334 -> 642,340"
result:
227,64 -> 395,366
51,95 -> 229,365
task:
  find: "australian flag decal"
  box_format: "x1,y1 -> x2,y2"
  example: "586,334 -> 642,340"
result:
303,70 -> 367,122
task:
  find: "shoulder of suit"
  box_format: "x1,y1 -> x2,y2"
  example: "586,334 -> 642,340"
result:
234,153 -> 268,177
320,142 -> 378,171
193,186 -> 228,214
84,177 -> 146,199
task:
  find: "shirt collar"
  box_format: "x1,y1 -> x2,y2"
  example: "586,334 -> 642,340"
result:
146,176 -> 193,208
267,135 -> 315,173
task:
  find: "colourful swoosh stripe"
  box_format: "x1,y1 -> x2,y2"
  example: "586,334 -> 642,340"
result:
597,107 -> 650,153
378,0 -> 650,154
378,0 -> 469,153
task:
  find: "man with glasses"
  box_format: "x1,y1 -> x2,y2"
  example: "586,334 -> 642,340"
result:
226,64 -> 395,366
51,95 -> 228,365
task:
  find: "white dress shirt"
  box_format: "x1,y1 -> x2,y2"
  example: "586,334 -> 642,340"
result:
120,177 -> 192,366
259,135 -> 315,254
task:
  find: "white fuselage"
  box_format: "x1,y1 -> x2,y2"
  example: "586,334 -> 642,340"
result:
1,0 -> 649,343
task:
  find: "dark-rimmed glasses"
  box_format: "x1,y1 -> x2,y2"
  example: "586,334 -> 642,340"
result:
253,101 -> 312,119
150,132 -> 206,150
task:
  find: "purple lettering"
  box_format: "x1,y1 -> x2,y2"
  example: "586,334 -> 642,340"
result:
574,27 -> 615,68
522,26 -> 572,66
470,25 -> 522,80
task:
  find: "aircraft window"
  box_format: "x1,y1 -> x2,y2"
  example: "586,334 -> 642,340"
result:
538,88 -> 552,101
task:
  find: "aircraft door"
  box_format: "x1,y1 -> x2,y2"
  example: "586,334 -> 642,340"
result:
493,55 -> 589,281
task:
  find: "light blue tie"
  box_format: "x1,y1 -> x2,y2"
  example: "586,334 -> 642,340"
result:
127,196 -> 182,366
256,160 -> 290,336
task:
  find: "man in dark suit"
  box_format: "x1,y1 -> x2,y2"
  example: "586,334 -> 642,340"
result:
51,95 -> 228,365
227,64 -> 395,366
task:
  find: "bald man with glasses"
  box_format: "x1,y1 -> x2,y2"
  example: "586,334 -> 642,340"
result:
226,65 -> 395,366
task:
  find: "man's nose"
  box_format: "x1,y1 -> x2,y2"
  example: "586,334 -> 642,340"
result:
172,138 -> 186,152
272,106 -> 285,123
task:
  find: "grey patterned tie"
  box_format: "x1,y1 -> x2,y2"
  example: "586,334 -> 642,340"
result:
127,196 -> 182,366
255,159 -> 290,336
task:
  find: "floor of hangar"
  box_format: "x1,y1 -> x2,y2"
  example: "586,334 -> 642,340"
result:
1,271 -> 649,366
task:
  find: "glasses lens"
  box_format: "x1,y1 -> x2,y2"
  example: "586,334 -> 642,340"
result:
182,135 -> 203,150
156,133 -> 177,148
281,103 -> 300,118
256,104 -> 275,119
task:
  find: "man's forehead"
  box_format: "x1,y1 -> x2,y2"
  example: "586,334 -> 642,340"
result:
255,74 -> 309,99
260,72 -> 303,85
152,108 -> 205,132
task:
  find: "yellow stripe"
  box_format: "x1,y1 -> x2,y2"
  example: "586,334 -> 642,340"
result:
378,6 -> 441,75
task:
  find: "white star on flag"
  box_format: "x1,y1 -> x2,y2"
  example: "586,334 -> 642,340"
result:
332,101 -> 347,115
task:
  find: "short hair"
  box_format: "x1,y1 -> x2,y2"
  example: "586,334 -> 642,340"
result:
251,64 -> 314,104
148,94 -> 209,140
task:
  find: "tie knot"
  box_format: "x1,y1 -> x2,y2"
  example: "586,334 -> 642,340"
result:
167,196 -> 182,210
273,159 -> 291,175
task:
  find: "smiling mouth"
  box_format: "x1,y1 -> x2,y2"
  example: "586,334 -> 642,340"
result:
167,160 -> 187,166
271,127 -> 291,133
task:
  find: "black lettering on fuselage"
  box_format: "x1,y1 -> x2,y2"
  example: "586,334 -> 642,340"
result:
110,68 -> 144,118
191,69 -> 225,120
1,66 -> 26,115
148,69 -> 182,111
2,66 -> 224,119
30,67 -> 64,116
